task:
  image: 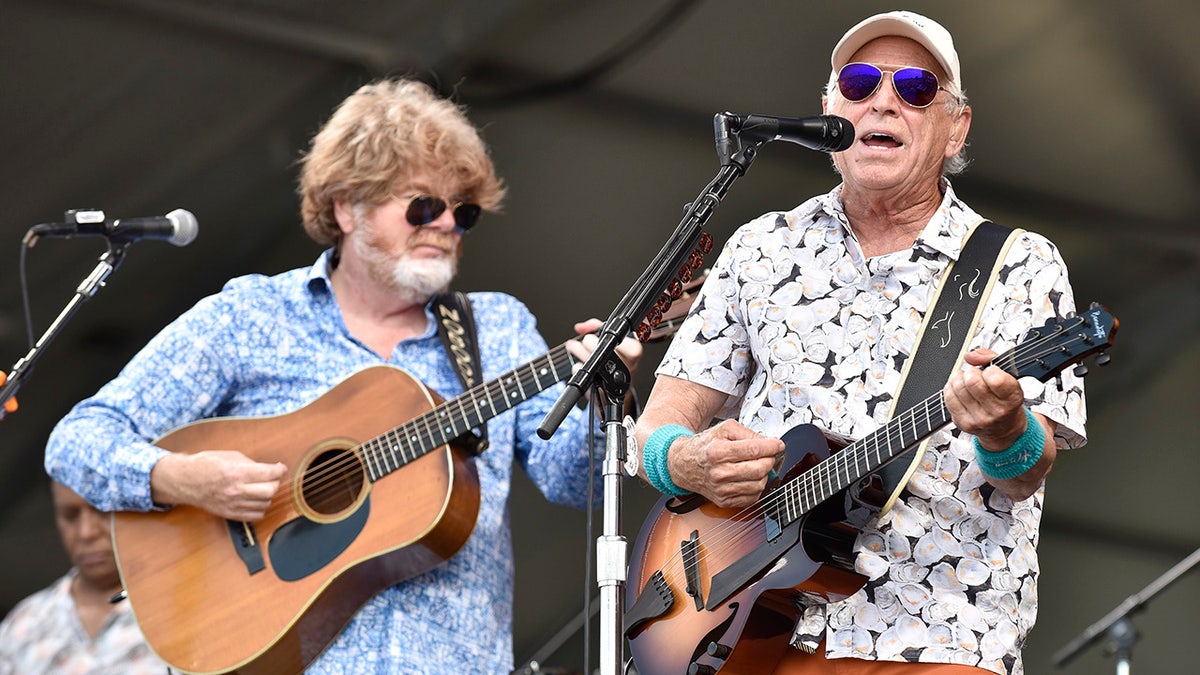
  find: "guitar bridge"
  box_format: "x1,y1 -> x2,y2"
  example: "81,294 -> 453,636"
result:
226,520 -> 266,575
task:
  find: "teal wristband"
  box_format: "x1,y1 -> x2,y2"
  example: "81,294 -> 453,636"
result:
974,408 -> 1045,480
643,424 -> 694,497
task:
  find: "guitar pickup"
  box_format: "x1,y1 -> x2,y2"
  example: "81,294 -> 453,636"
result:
681,530 -> 704,610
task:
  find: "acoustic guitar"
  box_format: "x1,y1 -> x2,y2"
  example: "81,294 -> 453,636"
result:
624,304 -> 1117,675
110,277 -> 705,675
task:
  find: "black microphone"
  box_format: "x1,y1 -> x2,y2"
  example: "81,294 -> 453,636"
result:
724,113 -> 855,152
25,208 -> 199,247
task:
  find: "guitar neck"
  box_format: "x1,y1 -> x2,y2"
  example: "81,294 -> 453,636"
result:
358,344 -> 579,481
772,393 -> 951,527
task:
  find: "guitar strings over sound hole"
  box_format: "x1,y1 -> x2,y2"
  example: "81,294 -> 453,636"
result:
301,448 -> 367,516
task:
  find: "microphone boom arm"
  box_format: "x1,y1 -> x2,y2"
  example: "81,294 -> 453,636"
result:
0,240 -> 132,408
536,135 -> 762,439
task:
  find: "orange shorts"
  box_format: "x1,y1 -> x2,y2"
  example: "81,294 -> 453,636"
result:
774,648 -> 990,675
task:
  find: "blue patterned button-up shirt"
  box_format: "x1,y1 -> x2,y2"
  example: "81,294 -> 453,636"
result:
45,250 -> 604,673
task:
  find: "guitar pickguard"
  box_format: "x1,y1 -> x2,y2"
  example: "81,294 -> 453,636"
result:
268,497 -> 371,581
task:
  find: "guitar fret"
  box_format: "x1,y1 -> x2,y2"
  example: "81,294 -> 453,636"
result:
382,431 -> 400,471
458,393 -> 479,431
364,439 -> 382,480
437,407 -> 460,440
358,342 -> 599,482
511,367 -> 525,398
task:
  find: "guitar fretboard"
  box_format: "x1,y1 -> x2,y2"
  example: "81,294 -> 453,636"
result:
769,393 -> 952,528
358,344 -> 578,481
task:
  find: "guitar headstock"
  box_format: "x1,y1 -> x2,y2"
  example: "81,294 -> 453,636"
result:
1006,303 -> 1119,382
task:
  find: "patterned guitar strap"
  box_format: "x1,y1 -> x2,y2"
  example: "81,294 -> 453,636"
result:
432,291 -> 489,455
874,219 -> 1021,513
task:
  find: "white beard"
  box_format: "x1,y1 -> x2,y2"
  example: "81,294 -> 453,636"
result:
349,212 -> 457,304
388,251 -> 456,303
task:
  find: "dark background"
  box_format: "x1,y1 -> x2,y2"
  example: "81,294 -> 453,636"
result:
2,1 -> 1197,673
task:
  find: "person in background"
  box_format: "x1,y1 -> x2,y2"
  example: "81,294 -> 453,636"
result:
0,481 -> 166,674
635,10 -> 1085,675
43,78 -> 641,673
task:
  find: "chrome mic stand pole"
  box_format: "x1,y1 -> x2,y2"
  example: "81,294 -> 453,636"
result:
594,366 -> 631,675
1052,546 -> 1200,673
538,115 -> 763,675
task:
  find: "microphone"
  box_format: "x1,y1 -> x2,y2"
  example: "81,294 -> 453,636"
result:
25,208 -> 199,247
723,113 -> 855,152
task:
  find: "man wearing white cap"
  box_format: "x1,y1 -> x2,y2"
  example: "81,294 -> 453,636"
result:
635,10 -> 1086,675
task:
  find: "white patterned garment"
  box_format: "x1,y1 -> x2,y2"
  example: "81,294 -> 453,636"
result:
656,181 -> 1087,675
0,570 -> 167,675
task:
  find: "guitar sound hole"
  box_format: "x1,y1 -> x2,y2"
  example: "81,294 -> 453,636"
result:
301,448 -> 366,516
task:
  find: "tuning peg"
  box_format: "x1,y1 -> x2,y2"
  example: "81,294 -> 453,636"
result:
1073,363 -> 1089,378
1089,301 -> 1101,310
1095,352 -> 1112,366
1065,311 -> 1077,319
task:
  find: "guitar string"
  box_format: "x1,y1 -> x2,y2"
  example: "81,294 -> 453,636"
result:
647,325 -> 1073,586
255,343 -> 578,522
258,288 -> 705,519
646,321 -> 1094,595
264,345 -> 573,519
651,324 -> 1091,591
295,344 -> 574,511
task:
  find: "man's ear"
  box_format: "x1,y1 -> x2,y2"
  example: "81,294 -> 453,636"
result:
333,199 -> 356,234
948,105 -> 972,154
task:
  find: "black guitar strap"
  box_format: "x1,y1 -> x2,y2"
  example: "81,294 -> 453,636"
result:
432,291 -> 489,455
875,219 -> 1020,513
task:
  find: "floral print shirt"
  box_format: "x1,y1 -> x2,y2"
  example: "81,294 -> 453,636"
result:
657,182 -> 1087,675
0,570 -> 166,675
44,250 -> 605,674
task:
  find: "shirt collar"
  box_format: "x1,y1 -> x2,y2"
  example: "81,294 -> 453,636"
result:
303,248 -> 441,342
812,179 -> 977,261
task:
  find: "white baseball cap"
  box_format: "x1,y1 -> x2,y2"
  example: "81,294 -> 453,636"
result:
831,10 -> 961,89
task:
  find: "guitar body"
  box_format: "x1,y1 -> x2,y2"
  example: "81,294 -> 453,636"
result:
625,424 -> 868,675
112,365 -> 481,674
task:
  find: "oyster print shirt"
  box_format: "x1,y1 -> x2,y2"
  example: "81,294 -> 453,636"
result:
656,182 -> 1087,675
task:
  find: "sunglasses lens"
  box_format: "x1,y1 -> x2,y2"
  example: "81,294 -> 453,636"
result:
893,67 -> 940,107
838,63 -> 883,101
406,195 -> 446,226
452,203 -> 482,231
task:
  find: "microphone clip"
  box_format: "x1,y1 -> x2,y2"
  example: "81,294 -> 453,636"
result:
713,112 -> 761,171
23,208 -> 107,248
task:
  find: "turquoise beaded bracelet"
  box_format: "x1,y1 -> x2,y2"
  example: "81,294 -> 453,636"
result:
643,424 -> 694,497
974,408 -> 1045,480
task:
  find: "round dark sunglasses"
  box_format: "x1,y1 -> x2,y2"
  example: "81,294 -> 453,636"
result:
402,195 -> 483,232
837,62 -> 950,109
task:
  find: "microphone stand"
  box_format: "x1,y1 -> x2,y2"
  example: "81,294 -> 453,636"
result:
537,114 -> 763,675
1052,546 -> 1200,673
0,239 -> 131,408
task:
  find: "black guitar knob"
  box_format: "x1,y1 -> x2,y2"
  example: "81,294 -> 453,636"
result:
706,641 -> 732,659
1096,352 -> 1112,366
687,664 -> 717,675
1072,363 -> 1089,378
